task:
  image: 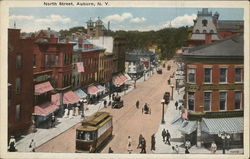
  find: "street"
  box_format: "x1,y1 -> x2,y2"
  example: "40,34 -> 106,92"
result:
36,60 -> 177,153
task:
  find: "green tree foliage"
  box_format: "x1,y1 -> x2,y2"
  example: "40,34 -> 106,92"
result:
59,26 -> 87,36
111,26 -> 190,60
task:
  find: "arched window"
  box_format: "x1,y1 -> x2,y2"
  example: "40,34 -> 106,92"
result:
203,30 -> 207,33
202,19 -> 208,27
210,30 -> 214,33
195,29 -> 200,33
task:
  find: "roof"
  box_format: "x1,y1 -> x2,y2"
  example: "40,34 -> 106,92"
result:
34,102 -> 59,116
183,34 -> 243,57
201,117 -> 243,134
217,20 -> 244,31
81,112 -> 111,126
74,89 -> 87,99
178,120 -> 197,135
73,39 -> 105,52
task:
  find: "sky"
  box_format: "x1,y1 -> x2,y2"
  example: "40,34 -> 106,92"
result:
9,7 -> 244,32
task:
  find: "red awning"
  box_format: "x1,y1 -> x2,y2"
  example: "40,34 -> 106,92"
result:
119,74 -> 128,83
51,91 -> 80,105
77,62 -> 84,73
112,75 -> 124,86
35,81 -> 54,95
34,102 -> 58,116
87,85 -> 100,95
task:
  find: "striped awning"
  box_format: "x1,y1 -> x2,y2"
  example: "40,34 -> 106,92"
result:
51,91 -> 80,105
35,81 -> 54,95
34,102 -> 59,116
87,85 -> 100,95
178,120 -> 197,135
74,89 -> 87,99
201,117 -> 243,134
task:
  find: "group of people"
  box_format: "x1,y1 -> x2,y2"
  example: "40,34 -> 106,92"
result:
126,135 -> 147,154
161,129 -> 171,145
135,100 -> 151,114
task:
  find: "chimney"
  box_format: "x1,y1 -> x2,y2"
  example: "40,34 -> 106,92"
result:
205,33 -> 212,44
78,38 -> 83,48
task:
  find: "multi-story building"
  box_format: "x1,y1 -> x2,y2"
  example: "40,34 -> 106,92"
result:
216,20 -> 244,39
86,18 -> 107,37
181,34 -> 243,148
113,37 -> 127,74
8,28 -> 34,136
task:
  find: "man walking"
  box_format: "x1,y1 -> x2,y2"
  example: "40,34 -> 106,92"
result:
140,137 -> 146,153
151,134 -> 155,151
136,100 -> 140,109
161,128 -> 167,142
175,101 -> 178,110
165,130 -> 171,145
137,134 -> 143,148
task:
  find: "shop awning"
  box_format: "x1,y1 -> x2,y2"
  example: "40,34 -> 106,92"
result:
51,91 -> 80,105
74,89 -> 87,99
35,81 -> 54,95
112,75 -> 124,86
77,62 -> 84,73
124,73 -> 131,81
87,85 -> 100,95
119,74 -> 128,83
34,102 -> 59,116
201,117 -> 243,134
178,120 -> 197,135
171,114 -> 184,125
97,85 -> 105,93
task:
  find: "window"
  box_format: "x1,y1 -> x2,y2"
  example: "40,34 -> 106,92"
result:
45,55 -> 49,66
64,54 -> 67,65
202,19 -> 208,26
16,54 -> 22,69
16,77 -> 21,94
235,91 -> 242,109
235,67 -> 243,82
210,30 -> 214,33
219,92 -> 227,110
195,29 -> 200,33
203,30 -> 207,33
220,68 -> 227,83
33,54 -> 36,67
204,92 -> 211,111
55,55 -> 59,66
188,92 -> 195,111
16,104 -> 21,120
50,55 -> 55,66
187,67 -> 196,83
204,68 -> 212,83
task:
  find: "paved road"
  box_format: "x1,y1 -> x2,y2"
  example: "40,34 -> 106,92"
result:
36,60 -> 177,153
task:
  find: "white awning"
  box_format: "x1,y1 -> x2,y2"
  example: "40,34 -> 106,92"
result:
201,117 -> 243,134
178,120 -> 197,135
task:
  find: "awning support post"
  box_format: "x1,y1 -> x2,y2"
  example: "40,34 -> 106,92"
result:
196,120 -> 202,148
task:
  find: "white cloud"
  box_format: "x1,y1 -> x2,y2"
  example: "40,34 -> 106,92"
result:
103,12 -> 133,23
130,17 -> 146,23
35,14 -> 71,23
163,14 -> 196,28
9,15 -> 34,20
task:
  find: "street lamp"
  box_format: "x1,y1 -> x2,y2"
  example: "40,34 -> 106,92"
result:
161,99 -> 165,124
170,84 -> 174,100
218,131 -> 230,154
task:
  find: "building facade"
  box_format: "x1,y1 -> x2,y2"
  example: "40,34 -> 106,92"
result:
8,29 -> 34,136
182,34 -> 244,148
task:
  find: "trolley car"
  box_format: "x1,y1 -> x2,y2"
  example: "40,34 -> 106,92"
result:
75,112 -> 113,153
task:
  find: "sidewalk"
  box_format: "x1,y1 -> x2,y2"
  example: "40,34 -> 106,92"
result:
153,85 -> 243,154
15,71 -> 152,152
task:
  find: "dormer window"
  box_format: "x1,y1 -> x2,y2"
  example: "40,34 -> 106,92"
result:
210,30 -> 214,33
203,30 -> 207,33
195,29 -> 200,33
202,19 -> 208,27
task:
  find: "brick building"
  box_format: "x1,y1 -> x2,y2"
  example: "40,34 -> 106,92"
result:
181,34 -> 243,148
32,29 -> 76,89
113,37 -> 127,74
8,29 -> 34,136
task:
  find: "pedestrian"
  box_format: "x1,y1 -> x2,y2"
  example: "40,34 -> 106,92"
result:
185,139 -> 191,149
29,139 -> 36,152
175,101 -> 178,110
161,128 -> 167,142
112,94 -> 115,101
165,130 -> 171,145
210,141 -> 217,154
136,100 -> 140,109
108,147 -> 113,153
89,145 -> 94,153
151,134 -> 155,151
137,134 -> 143,149
140,137 -> 146,153
185,146 -> 190,154
104,100 -> 107,108
127,136 -> 133,154
51,114 -> 56,128
175,145 -> 179,154
168,79 -> 170,85
8,136 -> 17,152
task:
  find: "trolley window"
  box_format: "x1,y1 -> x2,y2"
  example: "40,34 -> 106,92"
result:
76,131 -> 96,141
